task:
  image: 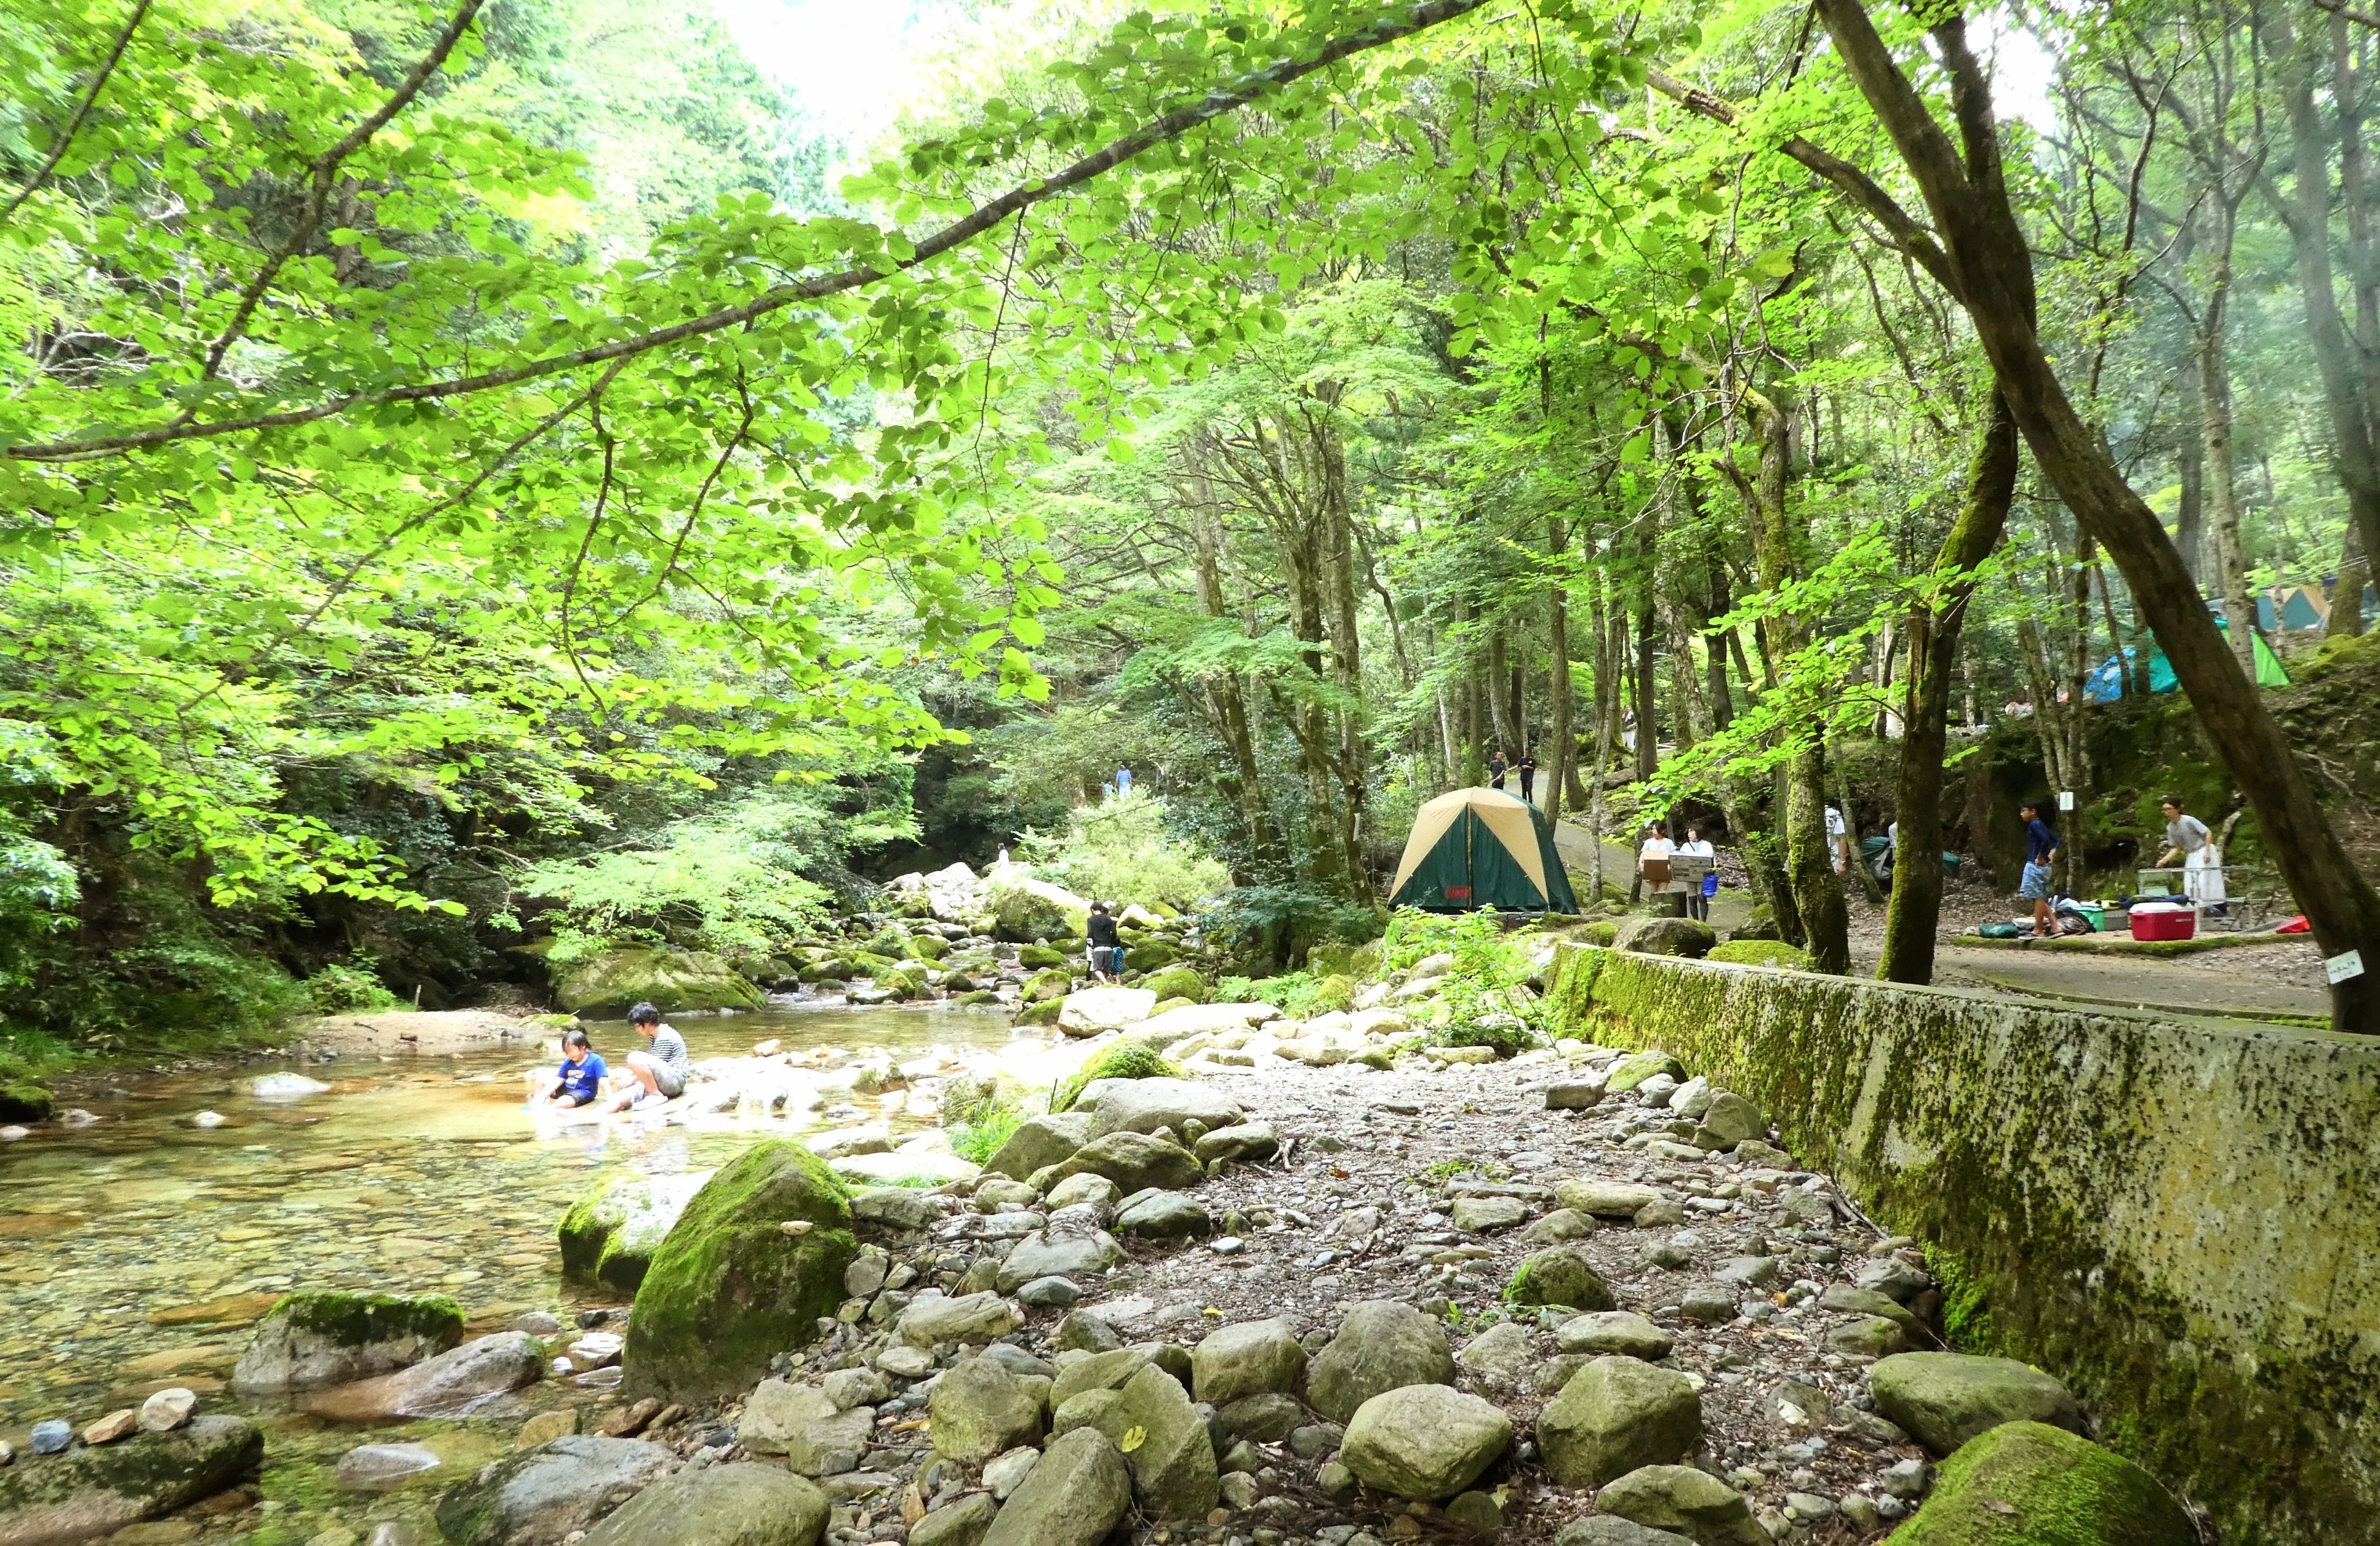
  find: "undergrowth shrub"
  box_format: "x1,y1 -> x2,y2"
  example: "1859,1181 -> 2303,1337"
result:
1051,1043 -> 1185,1113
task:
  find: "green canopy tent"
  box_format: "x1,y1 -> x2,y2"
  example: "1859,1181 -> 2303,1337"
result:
1388,788 -> 1579,912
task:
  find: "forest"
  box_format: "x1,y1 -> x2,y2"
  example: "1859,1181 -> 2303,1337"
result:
9,0 -> 2380,1064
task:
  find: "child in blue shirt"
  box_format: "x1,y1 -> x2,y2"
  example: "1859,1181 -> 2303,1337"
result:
538,1029 -> 608,1108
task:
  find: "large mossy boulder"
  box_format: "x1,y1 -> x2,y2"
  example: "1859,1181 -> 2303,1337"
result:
988,875 -> 1092,943
1139,965 -> 1206,1004
435,1436 -> 676,1546
1538,1357 -> 1703,1487
551,946 -> 766,1019
623,1141 -> 858,1402
231,1290 -> 464,1392
1506,1247 -> 1616,1312
1042,1131 -> 1203,1195
1892,1422 -> 2196,1545
1086,1362 -> 1221,1521
558,1170 -> 717,1295
0,1082 -> 54,1121
982,1113 -> 1095,1181
0,1416 -> 261,1543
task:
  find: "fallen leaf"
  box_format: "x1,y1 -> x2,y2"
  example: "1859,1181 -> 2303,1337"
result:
1982,1498 -> 2018,1516
1121,1426 -> 1147,1453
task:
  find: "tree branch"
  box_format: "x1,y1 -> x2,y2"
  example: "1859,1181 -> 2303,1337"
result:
9,0 -> 1493,464
0,0 -> 156,225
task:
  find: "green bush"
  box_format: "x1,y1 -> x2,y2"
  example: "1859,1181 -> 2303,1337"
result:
305,961 -> 400,1014
1012,793 -> 1231,911
948,1100 -> 1026,1165
1582,921 -> 1618,946
1051,1043 -> 1185,1113
1706,940 -> 1810,971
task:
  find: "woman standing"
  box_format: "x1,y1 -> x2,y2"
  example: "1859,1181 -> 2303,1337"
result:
2156,795 -> 2227,914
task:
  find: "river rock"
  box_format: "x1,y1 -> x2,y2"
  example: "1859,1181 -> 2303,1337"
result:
851,1186 -> 943,1231
1191,1317 -> 1306,1406
1593,1465 -> 1764,1544
516,1412 -> 578,1450
1044,1131 -> 1204,1194
897,1290 -> 1024,1348
1218,1392 -> 1305,1444
1078,1077 -> 1244,1139
551,945 -> 765,1018
821,1368 -> 893,1412
308,1331 -> 544,1420
1553,1519 -> 1695,1546
252,1072 -> 333,1099
1042,1173 -> 1121,1214
1087,1362 -> 1221,1520
1556,1312 -> 1673,1361
1341,1384 -> 1512,1500
1307,1300 -> 1456,1423
1893,1420 -> 2193,1545
233,1290 -> 466,1392
0,1082 -> 54,1121
1692,1093 -> 1765,1151
1507,1246 -> 1616,1311
1458,1321 -> 1535,1384
1545,1080 -> 1603,1110
435,1435 -> 675,1545
1115,1189 -> 1210,1239
983,1113 -> 1097,1180
1818,1284 -> 1920,1332
1128,1003 -> 1282,1047
987,874 -> 1092,943
1613,918 -> 1715,958
137,1387 -> 197,1434
1869,1353 -> 2085,1456
1540,1357 -> 1703,1487
983,1445 -> 1040,1499
1556,1180 -> 1663,1218
912,1493 -> 999,1546
980,1427 -> 1130,1546
28,1423 -> 68,1456
929,1357 -> 1044,1463
1192,1123 -> 1279,1164
1051,1348 -> 1150,1406
558,1170 -> 717,1295
582,1462 -> 827,1546
80,1410 -> 137,1446
1451,1196 -> 1527,1232
0,1415 -> 261,1544
1600,1053 -> 1686,1095
996,1227 -> 1126,1292
336,1442 -> 444,1489
742,1381 -> 874,1475
624,1140 -> 857,1402
1059,988 -> 1159,1035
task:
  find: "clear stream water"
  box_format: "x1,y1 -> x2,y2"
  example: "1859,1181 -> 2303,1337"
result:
0,1002 -> 1021,1545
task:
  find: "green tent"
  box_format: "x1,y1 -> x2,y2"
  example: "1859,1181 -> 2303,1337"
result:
1388,788 -> 1579,912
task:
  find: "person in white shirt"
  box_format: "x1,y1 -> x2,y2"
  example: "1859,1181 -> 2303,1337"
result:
1825,804 -> 1848,874
1676,826 -> 1715,920
1639,821 -> 1674,863
2156,794 -> 2226,911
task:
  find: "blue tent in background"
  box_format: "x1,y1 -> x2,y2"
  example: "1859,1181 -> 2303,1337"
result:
2083,620 -> 2287,703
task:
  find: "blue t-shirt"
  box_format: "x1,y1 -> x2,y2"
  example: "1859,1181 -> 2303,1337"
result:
557,1052 -> 607,1102
2025,818 -> 2059,865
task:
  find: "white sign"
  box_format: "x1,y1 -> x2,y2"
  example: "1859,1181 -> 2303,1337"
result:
2326,950 -> 2367,986
2058,790 -> 2075,811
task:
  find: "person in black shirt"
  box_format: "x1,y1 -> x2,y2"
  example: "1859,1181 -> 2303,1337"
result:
1085,901 -> 1123,983
1515,750 -> 1537,805
2019,801 -> 2061,939
1488,751 -> 1508,790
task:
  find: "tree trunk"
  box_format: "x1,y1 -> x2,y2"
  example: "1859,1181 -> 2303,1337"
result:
1707,566 -> 1736,728
1547,513 -> 1576,822
2175,345 -> 2206,583
1880,392 -> 2019,983
1321,444 -> 1374,902
2196,242 -> 2257,679
1487,627 -> 1515,758
1188,466 -> 1285,877
2332,528 -> 2370,638
1632,604 -> 1659,782
1816,0 -> 2380,1030
1728,386 -> 1849,971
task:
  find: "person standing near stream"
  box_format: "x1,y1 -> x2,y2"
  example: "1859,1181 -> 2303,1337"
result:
1085,901 -> 1124,984
2020,800 -> 2061,939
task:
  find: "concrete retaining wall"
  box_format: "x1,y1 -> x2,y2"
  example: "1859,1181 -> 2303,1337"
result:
1538,944 -> 2380,1545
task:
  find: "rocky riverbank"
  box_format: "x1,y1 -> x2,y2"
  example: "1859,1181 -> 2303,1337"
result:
0,942 -> 2203,1545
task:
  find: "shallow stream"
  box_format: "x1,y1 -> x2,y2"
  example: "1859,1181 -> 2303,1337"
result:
0,1003 -> 1020,1544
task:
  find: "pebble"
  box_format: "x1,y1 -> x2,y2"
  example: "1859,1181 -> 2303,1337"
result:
0,1126 -> 25,1142
29,1421 -> 70,1455
81,1408 -> 139,1445
139,1387 -> 197,1433
1211,1237 -> 1245,1254
191,1111 -> 228,1128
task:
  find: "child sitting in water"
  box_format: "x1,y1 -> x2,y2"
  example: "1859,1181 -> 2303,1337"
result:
535,1029 -> 608,1108
604,1002 -> 689,1113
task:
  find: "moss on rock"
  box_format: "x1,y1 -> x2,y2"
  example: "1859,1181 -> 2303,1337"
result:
0,1082 -> 54,1121
1893,1421 -> 2196,1545
623,1140 -> 858,1402
558,1170 -> 715,1295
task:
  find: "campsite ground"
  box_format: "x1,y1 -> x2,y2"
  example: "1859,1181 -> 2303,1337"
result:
1546,818 -> 2335,1023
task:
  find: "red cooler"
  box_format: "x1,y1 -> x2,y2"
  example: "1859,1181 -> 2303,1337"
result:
2129,901 -> 2196,941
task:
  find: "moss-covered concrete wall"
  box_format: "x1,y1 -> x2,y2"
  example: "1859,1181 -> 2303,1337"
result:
1539,944 -> 2380,1545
